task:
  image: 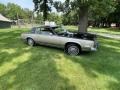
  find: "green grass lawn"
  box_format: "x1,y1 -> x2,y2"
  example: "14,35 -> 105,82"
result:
0,28 -> 120,90
65,26 -> 120,35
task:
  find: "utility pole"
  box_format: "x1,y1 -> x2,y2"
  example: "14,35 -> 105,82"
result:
17,12 -> 20,28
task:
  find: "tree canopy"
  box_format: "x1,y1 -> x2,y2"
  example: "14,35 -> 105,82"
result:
33,0 -> 53,21
60,0 -> 117,32
0,3 -> 6,16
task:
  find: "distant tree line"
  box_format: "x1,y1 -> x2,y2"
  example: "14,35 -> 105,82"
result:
89,1 -> 120,28
0,2 -> 62,25
34,13 -> 62,24
59,0 -> 120,29
0,3 -> 33,20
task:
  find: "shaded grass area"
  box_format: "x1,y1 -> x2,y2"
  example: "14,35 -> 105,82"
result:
89,28 -> 120,35
0,28 -> 120,90
65,26 -> 120,35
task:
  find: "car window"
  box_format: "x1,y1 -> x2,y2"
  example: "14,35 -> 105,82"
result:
41,31 -> 53,35
35,28 -> 41,34
41,28 -> 45,31
54,27 -> 62,33
40,27 -> 53,35
31,28 -> 35,33
54,27 -> 64,34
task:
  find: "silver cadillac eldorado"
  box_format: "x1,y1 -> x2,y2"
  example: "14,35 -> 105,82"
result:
21,25 -> 98,55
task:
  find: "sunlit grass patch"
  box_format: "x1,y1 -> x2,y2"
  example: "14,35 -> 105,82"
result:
0,53 -> 31,77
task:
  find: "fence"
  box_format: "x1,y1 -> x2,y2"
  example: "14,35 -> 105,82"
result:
11,19 -> 44,28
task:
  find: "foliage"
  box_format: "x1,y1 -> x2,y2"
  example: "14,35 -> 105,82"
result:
62,11 -> 78,25
34,12 -> 62,24
33,0 -> 53,20
0,3 -> 32,20
48,13 -> 62,24
6,3 -> 24,19
0,3 -> 6,16
64,0 -> 116,15
23,8 -> 33,19
106,1 -> 120,27
55,0 -> 118,31
34,13 -> 43,24
53,1 -> 64,12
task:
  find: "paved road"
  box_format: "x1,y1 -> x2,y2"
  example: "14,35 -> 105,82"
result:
91,32 -> 120,40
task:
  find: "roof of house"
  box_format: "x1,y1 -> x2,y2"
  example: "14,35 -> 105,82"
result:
0,14 -> 11,22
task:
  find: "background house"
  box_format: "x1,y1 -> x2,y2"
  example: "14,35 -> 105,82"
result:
0,14 -> 12,28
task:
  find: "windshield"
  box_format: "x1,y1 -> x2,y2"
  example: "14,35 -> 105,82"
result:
53,26 -> 67,35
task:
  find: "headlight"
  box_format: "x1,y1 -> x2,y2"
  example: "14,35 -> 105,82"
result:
84,41 -> 94,47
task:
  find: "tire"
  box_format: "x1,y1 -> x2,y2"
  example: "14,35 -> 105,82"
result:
27,38 -> 35,47
65,44 -> 80,56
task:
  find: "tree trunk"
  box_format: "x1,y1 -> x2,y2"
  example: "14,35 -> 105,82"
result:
78,6 -> 88,33
116,23 -> 120,27
43,0 -> 48,21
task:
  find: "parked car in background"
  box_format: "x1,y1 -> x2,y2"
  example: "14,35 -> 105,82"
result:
21,25 -> 98,55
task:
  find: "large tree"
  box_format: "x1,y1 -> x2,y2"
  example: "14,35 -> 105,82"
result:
33,0 -> 117,32
33,0 -> 53,21
55,0 -> 117,32
69,0 -> 117,32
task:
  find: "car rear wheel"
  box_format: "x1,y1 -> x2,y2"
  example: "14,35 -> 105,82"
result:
66,44 -> 80,56
27,38 -> 35,47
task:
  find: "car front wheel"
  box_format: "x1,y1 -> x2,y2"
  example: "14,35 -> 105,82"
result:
27,38 -> 35,47
66,44 -> 80,56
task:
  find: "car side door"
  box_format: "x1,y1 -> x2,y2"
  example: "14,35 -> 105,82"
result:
37,27 -> 66,47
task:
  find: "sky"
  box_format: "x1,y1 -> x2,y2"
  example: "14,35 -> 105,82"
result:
0,0 -> 65,10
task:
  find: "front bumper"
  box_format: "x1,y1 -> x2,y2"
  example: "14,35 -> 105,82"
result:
91,47 -> 97,51
82,47 -> 97,51
91,41 -> 99,51
82,42 -> 99,51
